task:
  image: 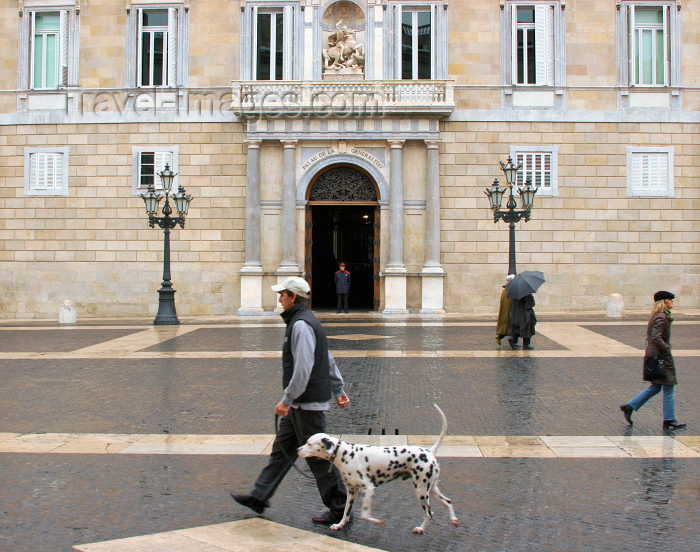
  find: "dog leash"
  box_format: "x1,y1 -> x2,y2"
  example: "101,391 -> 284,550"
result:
274,414 -> 316,479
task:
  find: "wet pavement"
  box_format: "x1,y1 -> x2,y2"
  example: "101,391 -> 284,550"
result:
0,313 -> 699,551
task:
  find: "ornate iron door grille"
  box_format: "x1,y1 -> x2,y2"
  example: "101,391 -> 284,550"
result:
308,166 -> 377,202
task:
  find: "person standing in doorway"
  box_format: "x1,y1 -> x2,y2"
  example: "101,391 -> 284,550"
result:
496,274 -> 515,345
230,276 -> 351,525
620,291 -> 686,431
335,262 -> 351,314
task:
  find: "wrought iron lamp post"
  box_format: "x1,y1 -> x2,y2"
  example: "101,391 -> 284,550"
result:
484,156 -> 537,275
140,164 -> 192,325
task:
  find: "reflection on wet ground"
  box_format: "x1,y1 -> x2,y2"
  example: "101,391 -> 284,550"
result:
0,316 -> 698,552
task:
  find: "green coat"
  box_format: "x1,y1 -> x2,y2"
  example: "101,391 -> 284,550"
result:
496,286 -> 512,336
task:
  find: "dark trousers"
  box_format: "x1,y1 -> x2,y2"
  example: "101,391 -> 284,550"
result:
250,408 -> 347,511
336,293 -> 349,313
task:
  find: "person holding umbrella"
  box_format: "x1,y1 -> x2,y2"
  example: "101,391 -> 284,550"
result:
506,271 -> 545,350
496,274 -> 516,345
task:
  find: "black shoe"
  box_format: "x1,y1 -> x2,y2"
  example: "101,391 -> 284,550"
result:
336,311 -> 341,314
508,339 -> 520,349
620,404 -> 634,425
663,420 -> 687,430
312,508 -> 345,525
229,491 -> 268,514
522,345 -> 534,350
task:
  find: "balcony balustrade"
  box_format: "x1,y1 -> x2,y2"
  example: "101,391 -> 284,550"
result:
232,80 -> 455,118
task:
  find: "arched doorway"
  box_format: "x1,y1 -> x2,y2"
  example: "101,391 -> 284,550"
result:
305,165 -> 379,311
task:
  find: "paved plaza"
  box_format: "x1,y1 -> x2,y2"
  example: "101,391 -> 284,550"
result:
1,312 -> 699,551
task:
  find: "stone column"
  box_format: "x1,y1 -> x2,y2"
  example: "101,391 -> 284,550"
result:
383,139 -> 408,314
238,139 -> 264,315
277,139 -> 300,276
420,139 -> 445,314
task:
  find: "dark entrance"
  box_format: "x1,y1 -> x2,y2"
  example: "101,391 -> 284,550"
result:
305,165 -> 379,311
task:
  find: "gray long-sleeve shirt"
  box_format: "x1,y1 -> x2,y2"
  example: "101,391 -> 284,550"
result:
281,319 -> 346,410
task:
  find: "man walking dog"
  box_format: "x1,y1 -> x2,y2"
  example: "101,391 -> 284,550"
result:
230,276 -> 351,525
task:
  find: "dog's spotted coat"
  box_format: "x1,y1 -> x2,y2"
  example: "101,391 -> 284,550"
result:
298,404 -> 460,534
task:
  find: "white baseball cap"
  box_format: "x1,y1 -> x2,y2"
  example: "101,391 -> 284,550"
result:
271,277 -> 310,298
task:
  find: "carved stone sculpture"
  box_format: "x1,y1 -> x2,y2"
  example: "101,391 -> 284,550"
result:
323,20 -> 364,76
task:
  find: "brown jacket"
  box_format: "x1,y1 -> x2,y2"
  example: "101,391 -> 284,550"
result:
496,286 -> 512,336
644,311 -> 677,385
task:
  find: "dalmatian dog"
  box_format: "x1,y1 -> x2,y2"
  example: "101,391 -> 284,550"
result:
298,404 -> 460,534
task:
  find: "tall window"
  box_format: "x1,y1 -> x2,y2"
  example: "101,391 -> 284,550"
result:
629,7 -> 668,86
24,148 -> 70,196
255,11 -> 284,80
30,11 -> 69,89
139,10 -> 169,86
511,4 -> 554,86
619,2 -> 679,89
127,5 -> 186,88
401,9 -> 432,80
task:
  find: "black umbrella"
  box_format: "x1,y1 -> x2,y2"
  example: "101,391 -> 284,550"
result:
506,271 -> 546,300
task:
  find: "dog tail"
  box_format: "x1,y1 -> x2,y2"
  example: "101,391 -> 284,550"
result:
430,404 -> 448,455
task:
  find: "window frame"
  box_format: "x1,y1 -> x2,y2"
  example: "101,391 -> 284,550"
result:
253,9 -> 285,81
502,1 -> 564,88
126,3 -> 188,88
241,1 -> 301,81
132,146 -> 179,196
618,1 -> 680,89
509,145 -> 559,197
18,3 -> 79,91
24,147 -> 70,197
385,1 -> 447,80
400,7 -> 433,80
626,146 -> 674,197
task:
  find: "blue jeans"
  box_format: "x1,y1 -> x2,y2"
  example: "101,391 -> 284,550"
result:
628,384 -> 676,421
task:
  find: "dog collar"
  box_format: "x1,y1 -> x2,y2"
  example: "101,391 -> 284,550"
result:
327,440 -> 342,471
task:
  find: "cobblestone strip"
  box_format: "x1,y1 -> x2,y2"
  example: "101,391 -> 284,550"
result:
1,432 -> 698,458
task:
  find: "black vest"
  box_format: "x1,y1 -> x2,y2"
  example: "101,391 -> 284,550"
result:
280,304 -> 332,403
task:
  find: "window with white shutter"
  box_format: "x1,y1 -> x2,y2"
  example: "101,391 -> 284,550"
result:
626,147 -> 674,197
23,6 -> 77,90
24,148 -> 70,196
619,2 -> 679,89
132,147 -> 179,195
503,2 -> 562,89
511,4 -> 554,86
127,3 -> 187,88
510,146 -> 559,196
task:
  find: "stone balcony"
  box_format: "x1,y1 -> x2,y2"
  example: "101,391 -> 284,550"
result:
231,80 -> 455,119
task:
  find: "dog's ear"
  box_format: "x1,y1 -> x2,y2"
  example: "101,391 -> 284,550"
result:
321,437 -> 334,451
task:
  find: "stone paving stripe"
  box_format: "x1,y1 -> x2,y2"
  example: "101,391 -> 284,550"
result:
69,326 -> 201,356
1,432 -> 698,458
535,322 -> 641,354
73,518 -> 387,552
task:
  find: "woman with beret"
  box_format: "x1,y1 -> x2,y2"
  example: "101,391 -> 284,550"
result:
620,291 -> 686,430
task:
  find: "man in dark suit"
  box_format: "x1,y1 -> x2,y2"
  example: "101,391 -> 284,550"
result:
334,262 -> 351,314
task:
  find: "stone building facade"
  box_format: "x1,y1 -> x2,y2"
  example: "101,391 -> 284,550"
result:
0,0 -> 697,319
